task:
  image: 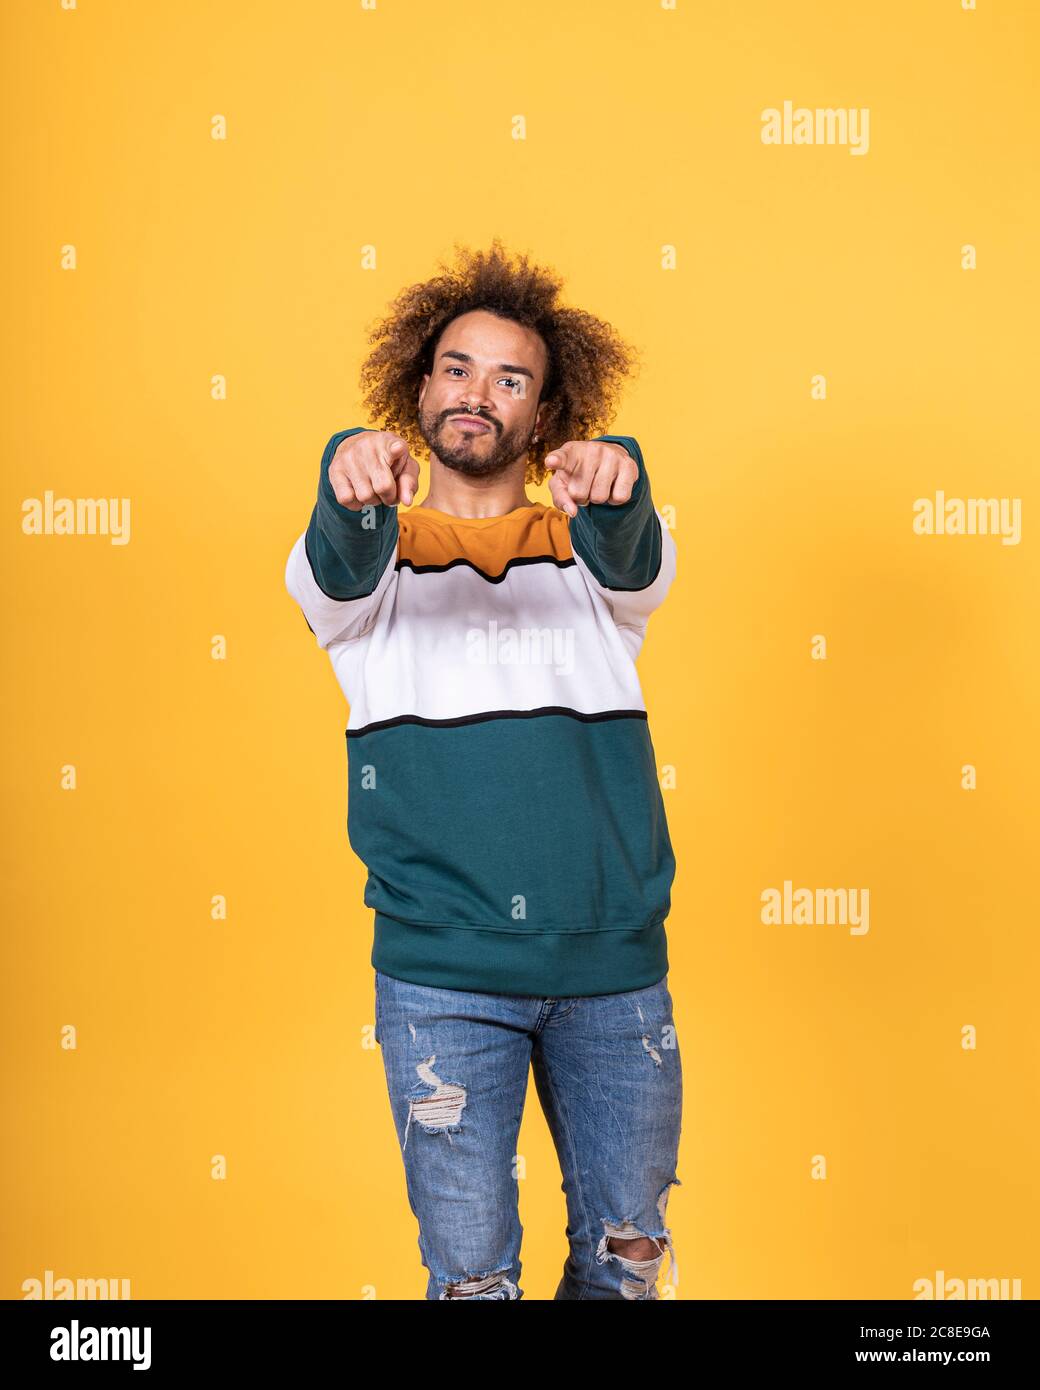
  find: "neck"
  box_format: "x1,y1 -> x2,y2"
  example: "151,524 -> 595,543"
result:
417,459 -> 533,518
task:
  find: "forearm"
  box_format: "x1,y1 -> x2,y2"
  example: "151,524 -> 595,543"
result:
568,434 -> 662,591
305,427 -> 399,600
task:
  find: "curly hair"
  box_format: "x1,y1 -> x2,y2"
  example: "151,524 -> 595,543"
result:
357,237 -> 642,487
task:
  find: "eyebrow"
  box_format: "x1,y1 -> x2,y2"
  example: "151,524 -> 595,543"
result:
437,349 -> 535,380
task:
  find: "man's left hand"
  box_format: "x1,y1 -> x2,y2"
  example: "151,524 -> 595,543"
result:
544,440 -> 638,518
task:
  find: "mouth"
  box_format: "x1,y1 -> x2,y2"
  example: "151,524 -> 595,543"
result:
450,415 -> 493,434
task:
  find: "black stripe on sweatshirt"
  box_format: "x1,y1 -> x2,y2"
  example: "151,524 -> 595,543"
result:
345,705 -> 649,739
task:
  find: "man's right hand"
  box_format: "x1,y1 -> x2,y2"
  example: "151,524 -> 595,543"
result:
328,430 -> 421,510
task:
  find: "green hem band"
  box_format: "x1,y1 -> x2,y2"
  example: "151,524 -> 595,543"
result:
371,911 -> 669,998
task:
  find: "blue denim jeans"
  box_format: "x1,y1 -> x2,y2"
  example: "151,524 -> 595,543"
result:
374,967 -> 683,1300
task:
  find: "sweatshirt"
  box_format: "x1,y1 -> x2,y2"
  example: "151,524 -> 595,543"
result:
285,426 -> 677,997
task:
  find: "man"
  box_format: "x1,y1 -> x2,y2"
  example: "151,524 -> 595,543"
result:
285,241 -> 681,1300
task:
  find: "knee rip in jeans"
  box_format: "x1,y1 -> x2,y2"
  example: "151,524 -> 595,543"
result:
403,1055 -> 467,1150
439,1269 -> 519,1300
596,1178 -> 681,1299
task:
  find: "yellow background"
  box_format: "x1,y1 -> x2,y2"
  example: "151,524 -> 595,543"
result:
3,0 -> 1037,1300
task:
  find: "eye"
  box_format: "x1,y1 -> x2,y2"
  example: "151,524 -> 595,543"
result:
444,365 -> 522,391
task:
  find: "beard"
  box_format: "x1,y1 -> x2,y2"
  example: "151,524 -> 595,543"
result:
418,406 -> 535,480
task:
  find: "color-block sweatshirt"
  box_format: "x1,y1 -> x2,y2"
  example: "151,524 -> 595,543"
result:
285,426 -> 677,997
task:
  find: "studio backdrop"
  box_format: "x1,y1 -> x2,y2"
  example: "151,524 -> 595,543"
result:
3,0 -> 1037,1301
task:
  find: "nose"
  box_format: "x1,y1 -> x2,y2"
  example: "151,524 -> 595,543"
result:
453,377 -> 495,415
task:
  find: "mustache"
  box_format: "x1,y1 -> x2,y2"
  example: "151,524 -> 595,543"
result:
446,410 -> 497,427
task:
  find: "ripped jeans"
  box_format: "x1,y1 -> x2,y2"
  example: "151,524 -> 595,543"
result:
373,968 -> 683,1300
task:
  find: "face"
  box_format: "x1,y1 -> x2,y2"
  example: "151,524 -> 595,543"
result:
417,309 -> 548,480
